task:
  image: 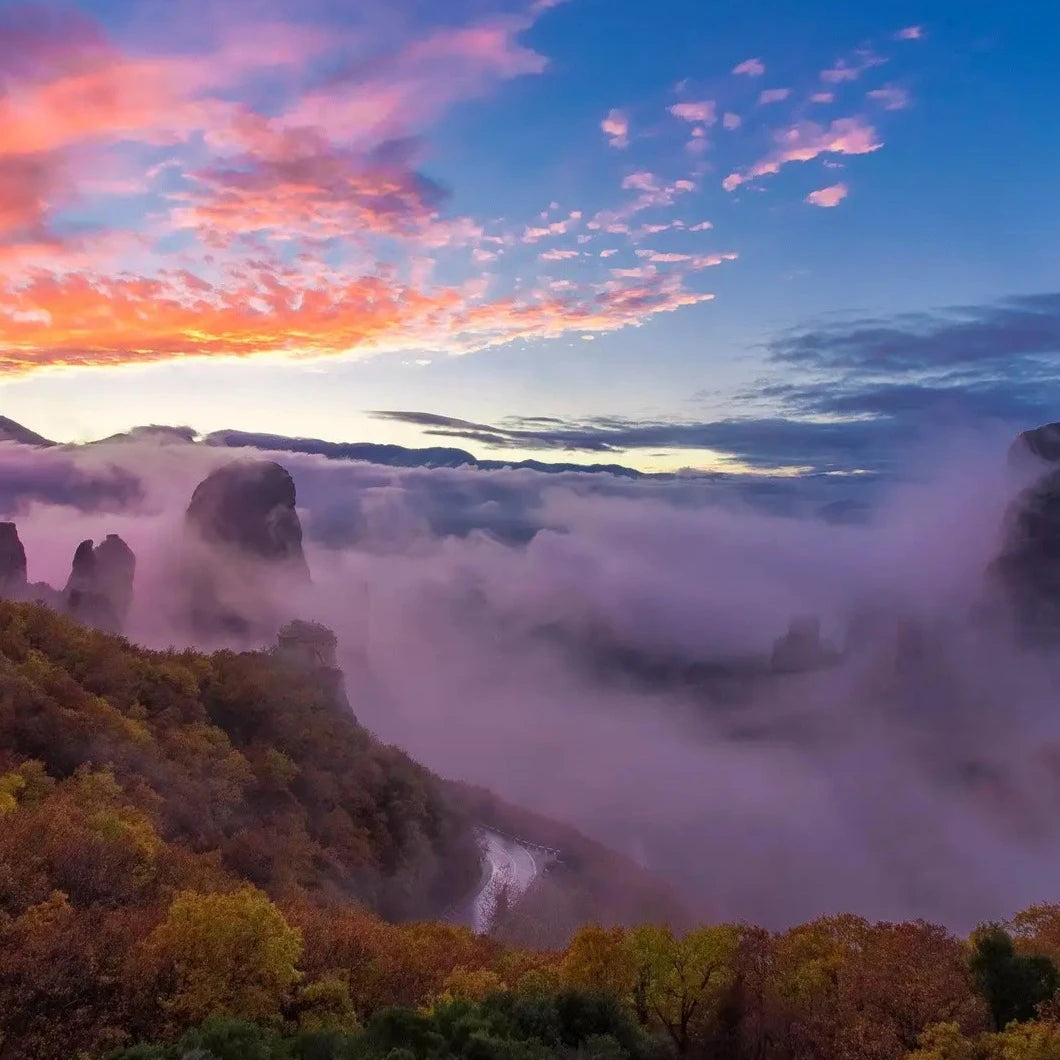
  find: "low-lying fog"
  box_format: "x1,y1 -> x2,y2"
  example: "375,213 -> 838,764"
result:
3,423 -> 1058,930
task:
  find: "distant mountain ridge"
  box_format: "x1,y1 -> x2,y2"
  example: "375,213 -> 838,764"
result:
0,415 -> 652,478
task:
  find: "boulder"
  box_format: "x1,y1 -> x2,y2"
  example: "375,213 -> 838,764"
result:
64,534 -> 136,633
0,522 -> 27,598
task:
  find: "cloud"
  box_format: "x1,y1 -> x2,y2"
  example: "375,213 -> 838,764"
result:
868,85 -> 911,111
758,88 -> 791,105
819,51 -> 886,84
539,248 -> 580,261
810,92 -> 835,104
722,112 -> 742,129
669,100 -> 716,124
770,292 -> 1060,372
805,182 -> 849,208
895,25 -> 925,40
732,57 -> 765,77
723,117 -> 881,191
601,108 -> 630,148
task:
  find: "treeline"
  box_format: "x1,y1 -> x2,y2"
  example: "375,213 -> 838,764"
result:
91,907 -> 1060,1060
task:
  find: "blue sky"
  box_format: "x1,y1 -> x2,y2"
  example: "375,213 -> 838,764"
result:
0,0 -> 1057,473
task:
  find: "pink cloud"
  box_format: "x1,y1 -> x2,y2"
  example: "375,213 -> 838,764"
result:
599,249 -> 618,258
894,25 -> 924,40
689,221 -> 713,231
732,57 -> 765,77
758,88 -> 791,104
819,50 -> 886,85
810,92 -> 835,104
723,117 -> 881,191
601,108 -> 630,148
539,248 -> 580,261
868,85 -> 911,111
669,100 -> 717,124
722,112 -> 742,130
621,171 -> 659,192
805,182 -> 849,208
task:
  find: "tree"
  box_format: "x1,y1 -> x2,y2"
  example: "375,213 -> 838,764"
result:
141,887 -> 303,1028
626,924 -> 739,1054
561,925 -> 635,999
969,925 -> 1058,1031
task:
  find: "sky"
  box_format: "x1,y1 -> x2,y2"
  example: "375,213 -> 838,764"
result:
0,0 -> 1058,473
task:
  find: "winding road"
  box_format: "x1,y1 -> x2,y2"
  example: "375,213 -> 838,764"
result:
448,827 -> 553,934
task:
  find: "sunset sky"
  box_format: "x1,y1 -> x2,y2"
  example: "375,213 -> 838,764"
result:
0,0 -> 1057,473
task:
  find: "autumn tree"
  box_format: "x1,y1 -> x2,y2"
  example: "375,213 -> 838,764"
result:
969,925 -> 1058,1030
141,887 -> 303,1028
626,923 -> 739,1054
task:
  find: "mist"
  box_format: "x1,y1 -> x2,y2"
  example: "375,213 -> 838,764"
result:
2,424 -> 1058,931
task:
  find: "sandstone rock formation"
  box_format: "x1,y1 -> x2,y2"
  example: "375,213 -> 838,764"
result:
183,460 -> 310,641
64,534 -> 136,633
0,522 -> 27,598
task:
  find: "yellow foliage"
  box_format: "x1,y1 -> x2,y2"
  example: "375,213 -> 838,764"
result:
438,966 -> 507,1004
143,887 -> 303,1026
561,925 -> 634,997
0,771 -> 26,815
295,975 -> 363,1034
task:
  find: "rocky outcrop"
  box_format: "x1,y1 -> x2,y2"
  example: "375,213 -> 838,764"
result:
1011,422 -> 1060,466
0,523 -> 27,598
988,422 -> 1060,642
64,534 -> 136,633
276,620 -> 351,714
186,460 -> 309,572
183,461 -> 310,641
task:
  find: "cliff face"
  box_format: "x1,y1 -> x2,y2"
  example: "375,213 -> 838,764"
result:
0,523 -> 27,598
987,422 -> 1060,642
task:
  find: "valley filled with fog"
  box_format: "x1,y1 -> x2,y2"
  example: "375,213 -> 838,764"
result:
2,421 -> 1058,930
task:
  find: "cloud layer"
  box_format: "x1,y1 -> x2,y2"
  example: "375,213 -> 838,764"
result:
2,425 -> 1059,933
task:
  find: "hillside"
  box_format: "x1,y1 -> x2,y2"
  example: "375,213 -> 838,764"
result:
0,600 -> 481,920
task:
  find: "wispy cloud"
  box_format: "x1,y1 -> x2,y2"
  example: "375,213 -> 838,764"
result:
805,182 -> 849,208
723,118 -> 881,191
894,25 -> 925,41
868,85 -> 911,111
732,57 -> 765,77
758,87 -> 791,104
669,100 -> 717,124
601,108 -> 630,148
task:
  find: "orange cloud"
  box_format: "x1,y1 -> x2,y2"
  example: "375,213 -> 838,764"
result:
805,182 -> 849,208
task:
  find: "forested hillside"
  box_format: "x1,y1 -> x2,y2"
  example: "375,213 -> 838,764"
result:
0,599 -> 481,917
